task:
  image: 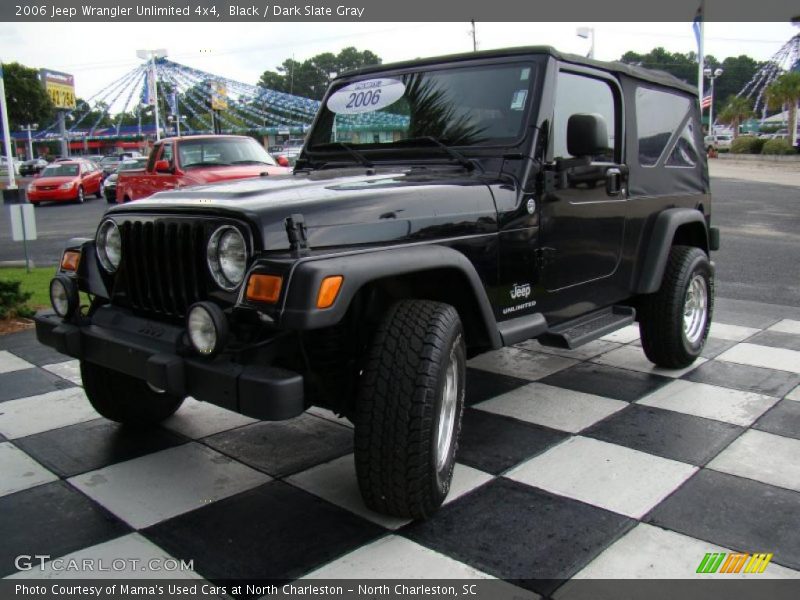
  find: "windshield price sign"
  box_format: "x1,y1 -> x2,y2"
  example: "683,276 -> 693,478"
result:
327,78 -> 405,115
40,69 -> 76,110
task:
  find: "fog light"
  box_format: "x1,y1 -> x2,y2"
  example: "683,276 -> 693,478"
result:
49,275 -> 78,318
186,302 -> 228,357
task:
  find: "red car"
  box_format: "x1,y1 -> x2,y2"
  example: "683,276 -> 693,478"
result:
27,160 -> 104,205
115,135 -> 290,203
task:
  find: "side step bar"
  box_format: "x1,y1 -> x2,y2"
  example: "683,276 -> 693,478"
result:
538,305 -> 636,350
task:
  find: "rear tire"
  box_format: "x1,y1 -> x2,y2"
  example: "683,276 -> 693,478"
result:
80,361 -> 185,426
639,245 -> 713,369
355,300 -> 466,519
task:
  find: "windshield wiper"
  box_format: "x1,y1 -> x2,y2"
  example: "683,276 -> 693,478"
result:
184,161 -> 232,168
393,137 -> 478,171
309,142 -> 374,168
230,160 -> 272,165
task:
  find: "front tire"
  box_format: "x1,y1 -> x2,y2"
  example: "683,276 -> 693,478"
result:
355,300 -> 466,519
639,245 -> 714,368
80,361 -> 185,426
76,186 -> 85,204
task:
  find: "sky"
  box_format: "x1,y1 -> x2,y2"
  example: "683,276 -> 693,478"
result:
0,21 -> 797,102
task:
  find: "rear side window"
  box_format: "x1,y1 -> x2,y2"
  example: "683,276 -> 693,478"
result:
636,88 -> 697,167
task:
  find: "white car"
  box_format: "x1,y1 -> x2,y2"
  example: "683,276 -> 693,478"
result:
0,156 -> 21,176
704,134 -> 733,151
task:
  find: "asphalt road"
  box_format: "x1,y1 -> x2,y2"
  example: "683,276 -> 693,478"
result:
0,175 -> 798,306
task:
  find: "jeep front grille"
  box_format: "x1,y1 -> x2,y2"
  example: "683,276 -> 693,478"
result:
116,219 -> 208,318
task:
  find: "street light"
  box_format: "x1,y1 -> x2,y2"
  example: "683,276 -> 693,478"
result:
136,49 -> 168,141
704,67 -> 724,134
576,27 -> 595,59
20,124 -> 38,160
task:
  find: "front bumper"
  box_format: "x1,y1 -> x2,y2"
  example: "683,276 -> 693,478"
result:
28,187 -> 77,202
35,308 -> 305,421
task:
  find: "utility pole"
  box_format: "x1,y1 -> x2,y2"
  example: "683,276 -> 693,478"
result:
21,124 -> 38,160
137,49 -> 168,141
470,20 -> 477,52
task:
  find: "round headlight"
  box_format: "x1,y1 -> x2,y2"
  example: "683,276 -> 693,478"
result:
96,219 -> 122,273
50,276 -> 78,318
207,226 -> 247,290
186,302 -> 228,357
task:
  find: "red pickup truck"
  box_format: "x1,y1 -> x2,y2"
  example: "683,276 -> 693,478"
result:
115,135 -> 290,203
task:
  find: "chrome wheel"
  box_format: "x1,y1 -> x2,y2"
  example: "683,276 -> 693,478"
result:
683,274 -> 708,345
77,186 -> 84,203
435,348 -> 459,472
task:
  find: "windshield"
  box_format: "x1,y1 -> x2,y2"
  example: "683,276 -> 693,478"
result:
117,158 -> 148,172
100,157 -> 119,165
41,164 -> 78,177
178,138 -> 277,168
308,62 -> 538,156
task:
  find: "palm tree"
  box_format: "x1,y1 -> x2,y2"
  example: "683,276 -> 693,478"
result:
717,96 -> 753,139
765,72 -> 800,147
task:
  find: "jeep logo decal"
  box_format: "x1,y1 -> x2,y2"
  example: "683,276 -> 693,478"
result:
510,283 -> 531,300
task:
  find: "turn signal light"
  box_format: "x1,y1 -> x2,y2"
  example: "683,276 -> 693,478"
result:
246,274 -> 283,304
316,275 -> 344,309
60,250 -> 81,272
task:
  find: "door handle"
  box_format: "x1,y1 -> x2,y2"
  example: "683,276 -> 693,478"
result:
605,167 -> 622,196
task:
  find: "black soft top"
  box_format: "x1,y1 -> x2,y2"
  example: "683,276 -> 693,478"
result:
342,45 -> 697,96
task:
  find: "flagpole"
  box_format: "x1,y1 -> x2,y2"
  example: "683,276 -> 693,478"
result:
696,1 -> 705,128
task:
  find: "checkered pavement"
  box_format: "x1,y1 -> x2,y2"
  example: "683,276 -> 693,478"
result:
1,297 -> 799,596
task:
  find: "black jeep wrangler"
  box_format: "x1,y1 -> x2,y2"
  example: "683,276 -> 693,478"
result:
36,47 -> 719,519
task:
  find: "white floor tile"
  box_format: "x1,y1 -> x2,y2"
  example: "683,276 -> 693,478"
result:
287,455 -> 491,530
592,345 -> 706,378
717,343 -> 800,375
568,523 -> 800,580
0,351 -> 35,374
68,443 -> 270,529
6,533 -> 206,580
768,319 -> 800,335
708,322 -> 760,342
506,437 -> 697,519
787,385 -> 800,402
304,535 -> 494,579
515,339 -> 622,361
0,442 -> 58,497
0,388 -> 98,439
637,379 -> 778,427
475,383 -> 627,433
467,347 -> 577,381
708,430 -> 800,493
42,360 -> 82,385
161,397 -> 257,439
599,325 -> 640,344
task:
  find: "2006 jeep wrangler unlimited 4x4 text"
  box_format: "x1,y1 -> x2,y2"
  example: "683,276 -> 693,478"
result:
37,47 -> 719,519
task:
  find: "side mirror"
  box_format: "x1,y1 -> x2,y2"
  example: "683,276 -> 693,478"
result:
567,113 -> 610,158
276,155 -> 290,167
154,160 -> 172,173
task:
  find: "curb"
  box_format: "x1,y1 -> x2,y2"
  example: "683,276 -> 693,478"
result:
0,260 -> 36,268
716,153 -> 800,163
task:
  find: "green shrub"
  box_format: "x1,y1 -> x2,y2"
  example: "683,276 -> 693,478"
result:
0,279 -> 35,320
761,138 -> 796,155
729,136 -> 764,154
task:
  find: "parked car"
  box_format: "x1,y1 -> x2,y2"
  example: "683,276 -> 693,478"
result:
19,158 -> 49,177
98,155 -> 124,177
36,46 -> 718,519
102,157 -> 148,203
0,156 -> 21,176
704,134 -> 733,151
27,160 -> 104,205
115,135 -> 289,203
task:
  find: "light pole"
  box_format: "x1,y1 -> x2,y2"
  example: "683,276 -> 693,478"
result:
704,67 -> 723,134
576,27 -> 595,59
0,62 -> 16,189
136,49 -> 168,141
20,124 -> 38,160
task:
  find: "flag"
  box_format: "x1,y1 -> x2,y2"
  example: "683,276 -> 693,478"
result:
701,93 -> 712,109
141,70 -> 155,106
693,3 -> 703,63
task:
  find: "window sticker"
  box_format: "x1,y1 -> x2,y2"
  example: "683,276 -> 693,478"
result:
520,68 -> 531,81
510,89 -> 528,111
326,78 -> 406,115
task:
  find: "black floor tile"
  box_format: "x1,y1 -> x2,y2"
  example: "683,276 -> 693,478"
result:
684,360 -> 800,398
457,408 -> 568,475
700,338 -> 738,359
0,481 -> 131,577
0,367 -> 76,403
0,330 -> 68,366
465,367 -> 530,407
646,470 -> 800,571
203,413 -> 353,478
144,481 -> 384,583
402,477 -> 634,595
583,405 -> 743,466
14,419 -> 188,477
753,400 -> 800,441
747,330 -> 800,352
540,363 -> 672,402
